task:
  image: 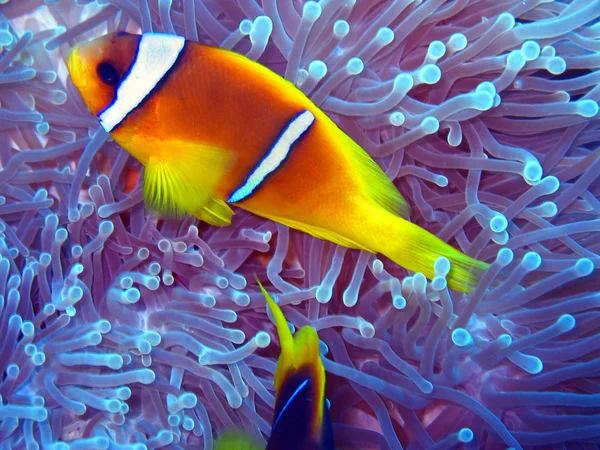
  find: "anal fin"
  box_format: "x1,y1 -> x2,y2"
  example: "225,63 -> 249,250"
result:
257,213 -> 371,252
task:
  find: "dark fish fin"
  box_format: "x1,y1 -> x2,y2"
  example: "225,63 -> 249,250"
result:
320,398 -> 335,450
258,280 -> 329,450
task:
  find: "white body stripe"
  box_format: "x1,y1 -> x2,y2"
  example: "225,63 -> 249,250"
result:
228,110 -> 315,203
99,33 -> 185,132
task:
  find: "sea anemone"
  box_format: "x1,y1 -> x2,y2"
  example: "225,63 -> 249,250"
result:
0,0 -> 598,449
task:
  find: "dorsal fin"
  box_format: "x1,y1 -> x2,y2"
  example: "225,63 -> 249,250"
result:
344,135 -> 410,219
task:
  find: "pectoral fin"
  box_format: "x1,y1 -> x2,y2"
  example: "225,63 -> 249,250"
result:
143,140 -> 236,225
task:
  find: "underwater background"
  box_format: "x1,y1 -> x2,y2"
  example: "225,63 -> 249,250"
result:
0,0 -> 599,449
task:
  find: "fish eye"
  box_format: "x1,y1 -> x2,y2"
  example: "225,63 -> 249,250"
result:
97,62 -> 119,86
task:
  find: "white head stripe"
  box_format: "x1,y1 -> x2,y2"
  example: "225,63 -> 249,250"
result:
228,110 -> 315,203
99,33 -> 185,132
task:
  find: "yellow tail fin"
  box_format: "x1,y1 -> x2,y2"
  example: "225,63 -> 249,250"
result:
371,210 -> 489,293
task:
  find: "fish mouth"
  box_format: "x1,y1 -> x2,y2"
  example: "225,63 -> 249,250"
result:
66,44 -> 86,88
66,44 -> 78,74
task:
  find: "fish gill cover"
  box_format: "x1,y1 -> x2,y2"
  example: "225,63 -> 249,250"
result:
0,0 -> 598,449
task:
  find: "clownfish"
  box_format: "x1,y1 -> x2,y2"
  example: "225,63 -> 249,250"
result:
67,32 -> 489,293
214,280 -> 334,450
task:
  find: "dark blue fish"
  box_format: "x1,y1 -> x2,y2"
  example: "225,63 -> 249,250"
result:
214,281 -> 334,450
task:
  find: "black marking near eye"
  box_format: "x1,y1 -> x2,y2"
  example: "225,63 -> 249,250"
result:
97,62 -> 119,86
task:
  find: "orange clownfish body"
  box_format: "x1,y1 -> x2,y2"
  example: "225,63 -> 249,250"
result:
67,32 -> 489,293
